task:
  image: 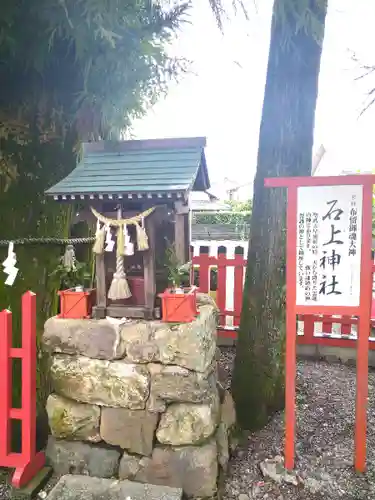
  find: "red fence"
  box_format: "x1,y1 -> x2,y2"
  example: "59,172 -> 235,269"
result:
191,245 -> 375,348
0,292 -> 45,488
192,247 -> 245,331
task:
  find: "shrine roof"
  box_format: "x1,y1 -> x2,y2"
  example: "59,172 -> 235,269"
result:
45,137 -> 209,201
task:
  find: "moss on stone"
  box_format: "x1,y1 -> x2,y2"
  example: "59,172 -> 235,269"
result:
50,407 -> 70,437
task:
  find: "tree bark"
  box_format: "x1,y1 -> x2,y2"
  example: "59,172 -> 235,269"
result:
231,0 -> 328,430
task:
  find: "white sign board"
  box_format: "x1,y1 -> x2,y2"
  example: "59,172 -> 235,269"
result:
296,185 -> 363,307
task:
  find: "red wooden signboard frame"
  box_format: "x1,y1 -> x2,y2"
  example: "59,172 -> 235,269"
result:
265,175 -> 375,473
0,291 -> 45,488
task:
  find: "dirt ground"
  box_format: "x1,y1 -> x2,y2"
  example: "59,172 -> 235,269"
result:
219,348 -> 375,500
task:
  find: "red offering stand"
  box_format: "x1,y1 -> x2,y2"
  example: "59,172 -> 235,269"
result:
159,286 -> 198,323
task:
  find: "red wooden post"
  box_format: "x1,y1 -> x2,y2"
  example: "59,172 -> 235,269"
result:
285,186 -> 297,469
233,252 -> 245,327
189,246 -> 194,286
21,292 -> 37,461
301,315 -> 315,344
197,249 -> 210,294
0,309 -> 12,464
12,291 -> 45,488
341,316 -> 351,336
217,249 -> 227,328
355,182 -> 373,473
0,292 -> 45,488
322,315 -> 333,335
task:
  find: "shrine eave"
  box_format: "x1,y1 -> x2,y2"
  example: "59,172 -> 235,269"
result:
50,191 -> 186,202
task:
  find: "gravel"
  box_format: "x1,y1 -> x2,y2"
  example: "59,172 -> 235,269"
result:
0,470 -> 10,499
0,469 -> 59,500
219,347 -> 375,500
2,349 -> 375,500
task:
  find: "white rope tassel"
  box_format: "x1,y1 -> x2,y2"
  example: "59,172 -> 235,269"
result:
136,219 -> 149,251
108,254 -> 132,300
124,224 -> 134,256
93,220 -> 106,254
105,225 -> 115,252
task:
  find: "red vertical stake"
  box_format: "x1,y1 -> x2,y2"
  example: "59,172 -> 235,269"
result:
0,310 -> 12,462
21,291 -> 37,461
303,315 -> 315,344
217,250 -> 227,328
233,252 -> 244,327
285,186 -> 297,470
355,182 -> 373,473
11,291 -> 45,489
189,246 -> 194,287
341,315 -> 352,336
321,315 -> 332,334
198,250 -> 210,294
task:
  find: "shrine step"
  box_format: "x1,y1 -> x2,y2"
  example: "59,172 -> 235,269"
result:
46,475 -> 182,500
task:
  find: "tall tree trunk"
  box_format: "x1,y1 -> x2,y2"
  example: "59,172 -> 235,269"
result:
231,0 -> 328,430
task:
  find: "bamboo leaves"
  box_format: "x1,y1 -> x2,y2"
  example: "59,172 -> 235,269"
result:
0,0 -> 190,145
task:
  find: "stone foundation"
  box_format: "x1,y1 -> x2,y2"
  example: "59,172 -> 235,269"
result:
43,294 -> 236,498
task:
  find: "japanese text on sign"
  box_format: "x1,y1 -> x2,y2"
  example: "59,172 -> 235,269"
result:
296,185 -> 363,307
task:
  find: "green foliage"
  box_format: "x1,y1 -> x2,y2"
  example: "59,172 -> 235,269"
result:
0,131 -> 76,410
164,240 -> 183,288
49,260 -> 92,290
227,198 -> 252,212
0,0 -> 190,413
0,0 -> 190,153
0,135 -> 79,412
193,211 -> 250,225
192,199 -> 251,241
0,244 -> 64,411
192,198 -> 252,225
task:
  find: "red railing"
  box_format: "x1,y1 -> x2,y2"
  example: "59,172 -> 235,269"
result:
298,314 -> 375,349
192,248 -> 245,330
0,291 -> 45,488
191,245 -> 375,348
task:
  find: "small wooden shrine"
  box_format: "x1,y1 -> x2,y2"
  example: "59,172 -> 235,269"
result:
45,137 -> 210,319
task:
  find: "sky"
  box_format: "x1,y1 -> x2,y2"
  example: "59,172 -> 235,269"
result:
132,0 -> 375,190
314,0 -> 375,175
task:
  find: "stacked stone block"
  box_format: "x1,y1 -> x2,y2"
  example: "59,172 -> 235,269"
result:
43,295 -> 236,498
